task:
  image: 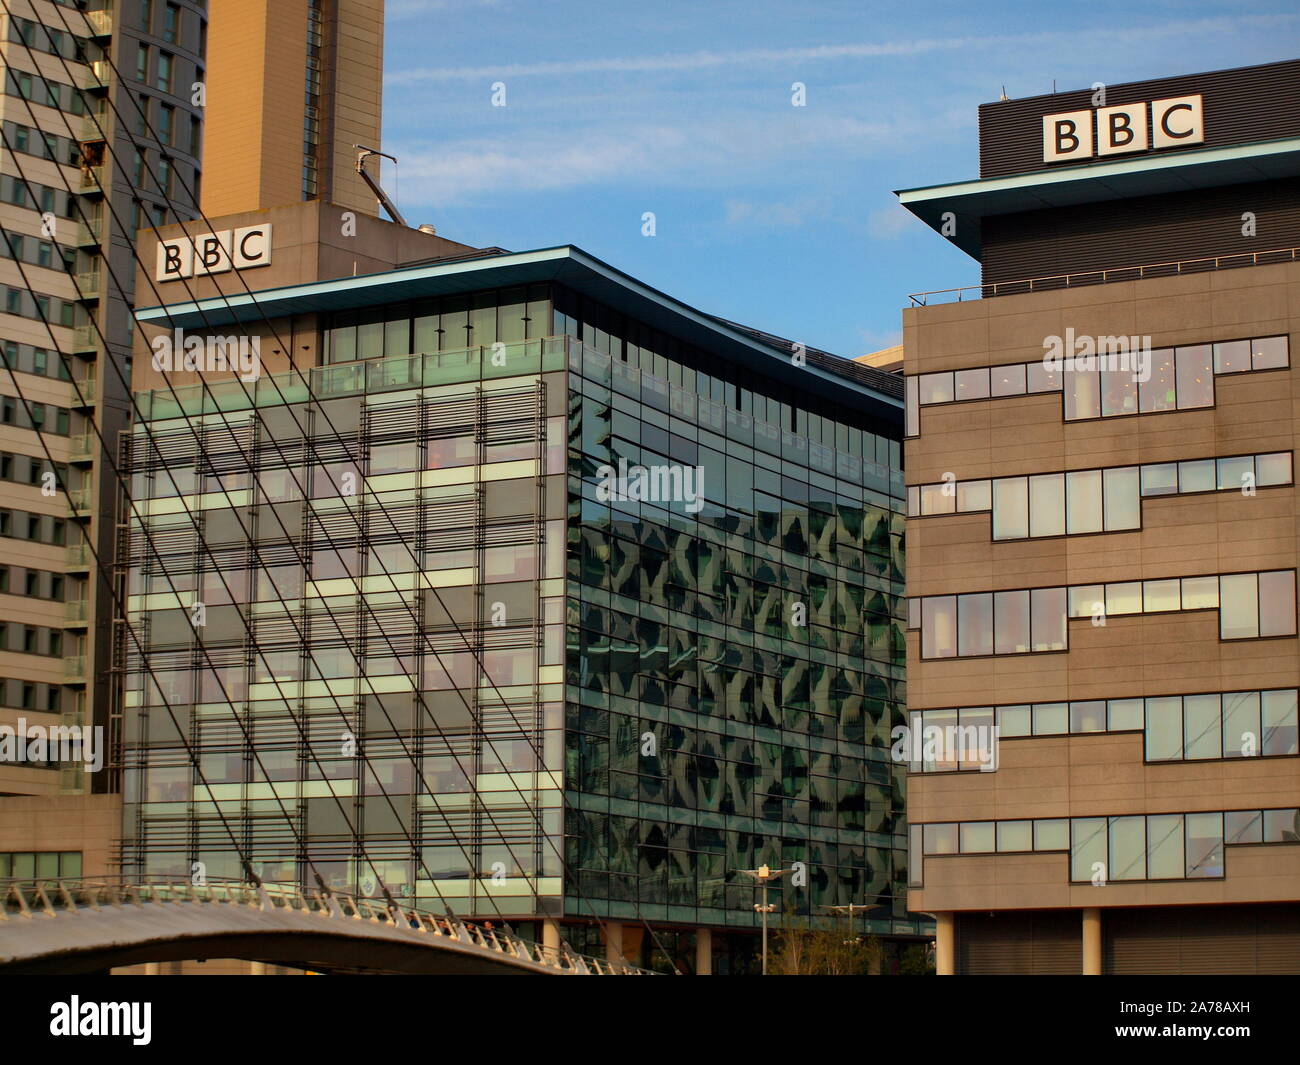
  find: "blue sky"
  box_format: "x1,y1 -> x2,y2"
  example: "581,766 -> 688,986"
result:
379,0 -> 1298,357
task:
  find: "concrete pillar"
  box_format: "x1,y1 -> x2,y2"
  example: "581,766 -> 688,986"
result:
1082,908 -> 1102,975
542,917 -> 562,963
695,928 -> 713,975
604,921 -> 624,965
934,912 -> 955,975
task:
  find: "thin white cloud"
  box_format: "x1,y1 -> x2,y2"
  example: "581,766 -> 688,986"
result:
388,113 -> 904,205
386,16 -> 1298,84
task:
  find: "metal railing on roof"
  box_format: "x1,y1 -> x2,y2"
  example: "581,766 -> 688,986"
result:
908,245 -> 1300,307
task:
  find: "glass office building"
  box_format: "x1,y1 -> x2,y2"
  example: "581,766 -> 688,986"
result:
120,246 -> 919,971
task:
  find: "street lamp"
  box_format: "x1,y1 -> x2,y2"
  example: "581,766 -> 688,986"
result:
740,864 -> 788,975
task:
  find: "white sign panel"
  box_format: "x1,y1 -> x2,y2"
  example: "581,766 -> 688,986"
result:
156,224 -> 272,281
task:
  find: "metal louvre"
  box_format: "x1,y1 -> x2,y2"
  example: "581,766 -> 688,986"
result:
1106,904 -> 1300,975
956,910 -> 1083,975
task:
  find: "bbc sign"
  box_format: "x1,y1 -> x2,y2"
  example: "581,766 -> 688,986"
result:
1043,95 -> 1204,163
155,224 -> 273,281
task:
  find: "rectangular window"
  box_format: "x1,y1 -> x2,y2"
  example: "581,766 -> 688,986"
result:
956,593 -> 993,657
992,477 -> 1028,540
1183,694 -> 1222,760
990,364 -> 1026,397
1065,469 -> 1103,534
1145,696 -> 1183,761
1223,691 -> 1261,757
1109,816 -> 1146,880
1259,570 -> 1296,637
994,589 -> 1030,655
1102,466 -> 1140,530
156,52 -> 173,93
1139,349 -> 1176,412
1064,368 -> 1099,420
1175,345 -> 1214,409
956,479 -> 991,512
1213,339 -> 1251,374
1251,335 -> 1289,370
918,372 -> 953,405
1146,814 -> 1184,878
921,596 -> 956,659
1030,587 -> 1066,651
1177,458 -> 1215,493
1219,572 -> 1259,639
1262,690 -> 1299,756
1070,818 -> 1107,881
1184,812 -> 1223,878
1028,473 -> 1064,537
1100,364 -> 1137,417
953,368 -> 989,401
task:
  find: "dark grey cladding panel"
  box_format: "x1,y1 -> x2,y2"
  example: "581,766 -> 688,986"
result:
979,59 -> 1300,179
981,178 -> 1300,285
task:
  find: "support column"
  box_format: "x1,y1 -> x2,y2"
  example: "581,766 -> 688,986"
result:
695,928 -> 713,975
934,912 -> 955,976
604,921 -> 624,965
1082,908 -> 1102,975
542,917 -> 562,963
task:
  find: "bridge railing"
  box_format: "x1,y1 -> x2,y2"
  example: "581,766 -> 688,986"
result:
0,877 -> 656,975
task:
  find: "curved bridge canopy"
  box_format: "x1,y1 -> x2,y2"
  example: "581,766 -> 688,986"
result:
0,880 -> 651,976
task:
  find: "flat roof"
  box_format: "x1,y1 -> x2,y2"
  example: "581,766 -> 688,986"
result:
134,244 -> 902,423
896,136 -> 1300,258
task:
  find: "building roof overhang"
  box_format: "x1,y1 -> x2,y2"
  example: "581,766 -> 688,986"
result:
135,245 -> 901,422
895,136 -> 1300,259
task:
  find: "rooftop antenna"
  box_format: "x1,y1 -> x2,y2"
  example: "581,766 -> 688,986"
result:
999,85 -> 1009,101
355,144 -> 408,227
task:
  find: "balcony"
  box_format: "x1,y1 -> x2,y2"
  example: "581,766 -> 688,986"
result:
72,325 -> 99,353
75,219 -> 103,247
71,376 -> 96,405
79,166 -> 105,193
63,655 -> 86,682
68,486 -> 93,513
88,60 -> 112,90
85,9 -> 113,38
79,111 -> 108,142
68,432 -> 96,462
64,598 -> 89,624
65,543 -> 92,571
75,270 -> 102,300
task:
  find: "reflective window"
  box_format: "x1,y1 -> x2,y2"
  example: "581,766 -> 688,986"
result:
1145,696 -> 1183,760
960,822 -> 996,853
1223,691 -> 1261,757
1259,570 -> 1296,638
1219,572 -> 1259,639
1213,339 -> 1251,374
1102,466 -> 1140,529
1140,463 -> 1177,496
992,477 -> 1028,540
998,705 -> 1031,737
918,373 -> 953,404
921,596 -> 956,659
1225,810 -> 1262,845
923,823 -> 958,854
1100,365 -> 1137,417
990,364 -> 1026,397
1174,345 -> 1214,409
1026,362 -> 1061,393
1035,819 -> 1069,851
957,479 -> 991,512
1252,335 -> 1289,370
1262,689 -> 1299,756
1146,814 -> 1184,878
1139,348 -> 1176,412
954,368 -> 989,401
1032,702 -> 1068,735
1109,816 -> 1146,880
1177,458 -> 1215,493
1070,818 -> 1107,881
1066,469 -> 1103,534
1030,587 -> 1066,651
1184,812 -> 1223,878
956,593 -> 993,657
994,590 -> 1030,655
1183,694 -> 1222,760
997,821 -> 1033,851
1064,368 -> 1099,419
1028,474 -> 1064,537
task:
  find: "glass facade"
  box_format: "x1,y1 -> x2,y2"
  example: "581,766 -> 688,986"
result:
119,279 -> 920,962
